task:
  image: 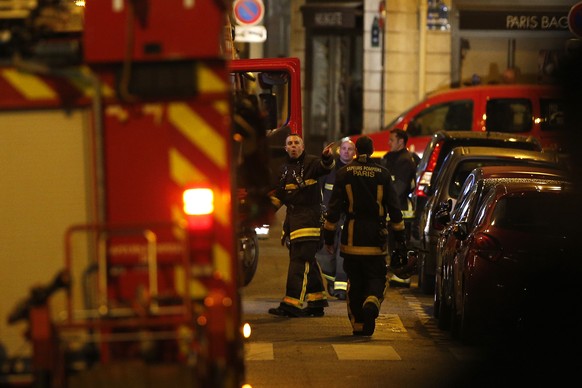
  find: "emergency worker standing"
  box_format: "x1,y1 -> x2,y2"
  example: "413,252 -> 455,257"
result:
268,134 -> 335,317
316,138 -> 356,300
323,136 -> 405,336
381,128 -> 418,287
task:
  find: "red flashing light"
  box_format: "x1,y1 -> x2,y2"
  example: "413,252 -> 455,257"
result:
183,186 -> 214,233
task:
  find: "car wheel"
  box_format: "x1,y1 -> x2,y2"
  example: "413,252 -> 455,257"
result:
419,252 -> 435,295
239,230 -> 259,286
437,271 -> 452,330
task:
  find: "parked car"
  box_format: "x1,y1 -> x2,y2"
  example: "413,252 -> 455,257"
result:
436,177 -> 573,343
352,84 -> 566,159
410,130 -> 542,242
416,146 -> 562,294
434,165 -> 571,328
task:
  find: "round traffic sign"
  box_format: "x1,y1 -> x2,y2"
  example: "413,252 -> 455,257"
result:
233,0 -> 265,27
568,1 -> 582,38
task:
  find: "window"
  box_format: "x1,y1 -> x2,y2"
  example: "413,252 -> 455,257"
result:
540,98 -> 566,132
407,100 -> 473,137
485,98 -> 532,133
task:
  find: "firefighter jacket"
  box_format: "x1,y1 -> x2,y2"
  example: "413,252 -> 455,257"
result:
320,157 -> 350,212
323,154 -> 405,256
271,150 -> 335,242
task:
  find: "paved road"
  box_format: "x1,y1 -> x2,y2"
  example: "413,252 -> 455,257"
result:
239,211 -> 564,387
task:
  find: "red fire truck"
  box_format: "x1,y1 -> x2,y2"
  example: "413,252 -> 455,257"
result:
0,1 -> 301,387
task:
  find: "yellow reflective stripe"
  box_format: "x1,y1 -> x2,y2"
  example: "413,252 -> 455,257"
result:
334,281 -> 348,291
347,219 -> 354,246
324,183 -> 334,191
213,99 -> 229,115
300,262 -> 309,303
198,63 -> 228,93
322,273 -> 335,282
346,184 -> 354,213
290,228 -> 321,240
69,66 -> 115,98
168,102 -> 226,169
169,148 -> 207,185
377,185 -> 385,217
306,292 -> 326,302
213,243 -> 231,282
364,295 -> 382,310
284,179 -> 317,190
341,244 -> 386,255
2,69 -> 56,100
282,296 -> 303,308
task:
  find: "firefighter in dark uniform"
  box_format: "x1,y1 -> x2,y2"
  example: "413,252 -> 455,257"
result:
381,128 -> 419,286
268,134 -> 335,317
315,138 -> 356,300
323,136 -> 406,336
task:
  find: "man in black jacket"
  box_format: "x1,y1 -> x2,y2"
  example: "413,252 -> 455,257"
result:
268,134 -> 335,317
382,128 -> 418,286
323,136 -> 405,336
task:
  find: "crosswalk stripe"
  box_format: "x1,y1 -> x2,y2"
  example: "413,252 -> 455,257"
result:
333,344 -> 401,360
244,342 -> 402,361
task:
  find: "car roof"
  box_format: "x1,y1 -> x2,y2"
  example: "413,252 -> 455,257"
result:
489,178 -> 573,198
432,130 -> 540,144
424,83 -> 559,99
447,146 -> 558,162
468,165 -> 570,181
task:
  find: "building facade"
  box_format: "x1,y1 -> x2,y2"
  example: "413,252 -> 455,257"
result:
237,0 -> 579,151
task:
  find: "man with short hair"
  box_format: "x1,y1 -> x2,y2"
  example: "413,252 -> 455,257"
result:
323,136 -> 405,336
316,138 -> 356,300
268,134 -> 335,317
382,128 -> 419,287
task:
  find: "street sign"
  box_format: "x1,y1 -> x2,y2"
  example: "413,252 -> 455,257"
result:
234,26 -> 267,42
568,1 -> 582,38
233,0 -> 265,27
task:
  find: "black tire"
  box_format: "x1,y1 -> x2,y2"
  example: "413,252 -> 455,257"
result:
419,251 -> 435,294
239,230 -> 259,286
437,277 -> 452,330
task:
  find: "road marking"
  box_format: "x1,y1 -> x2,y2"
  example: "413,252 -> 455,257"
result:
333,344 -> 401,360
245,342 -> 274,360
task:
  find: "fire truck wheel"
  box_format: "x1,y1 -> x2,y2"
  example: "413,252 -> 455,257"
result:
239,229 -> 259,286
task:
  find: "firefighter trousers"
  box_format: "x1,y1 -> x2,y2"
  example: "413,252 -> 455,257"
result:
342,254 -> 388,332
282,240 -> 328,309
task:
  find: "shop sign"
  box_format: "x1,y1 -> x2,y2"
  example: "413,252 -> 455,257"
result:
460,9 -> 570,31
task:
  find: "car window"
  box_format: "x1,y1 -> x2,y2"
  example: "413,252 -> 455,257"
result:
448,161 -> 487,199
451,181 -> 479,223
540,98 -> 566,132
485,98 -> 532,133
407,100 -> 473,137
491,194 -> 567,231
474,190 -> 496,228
